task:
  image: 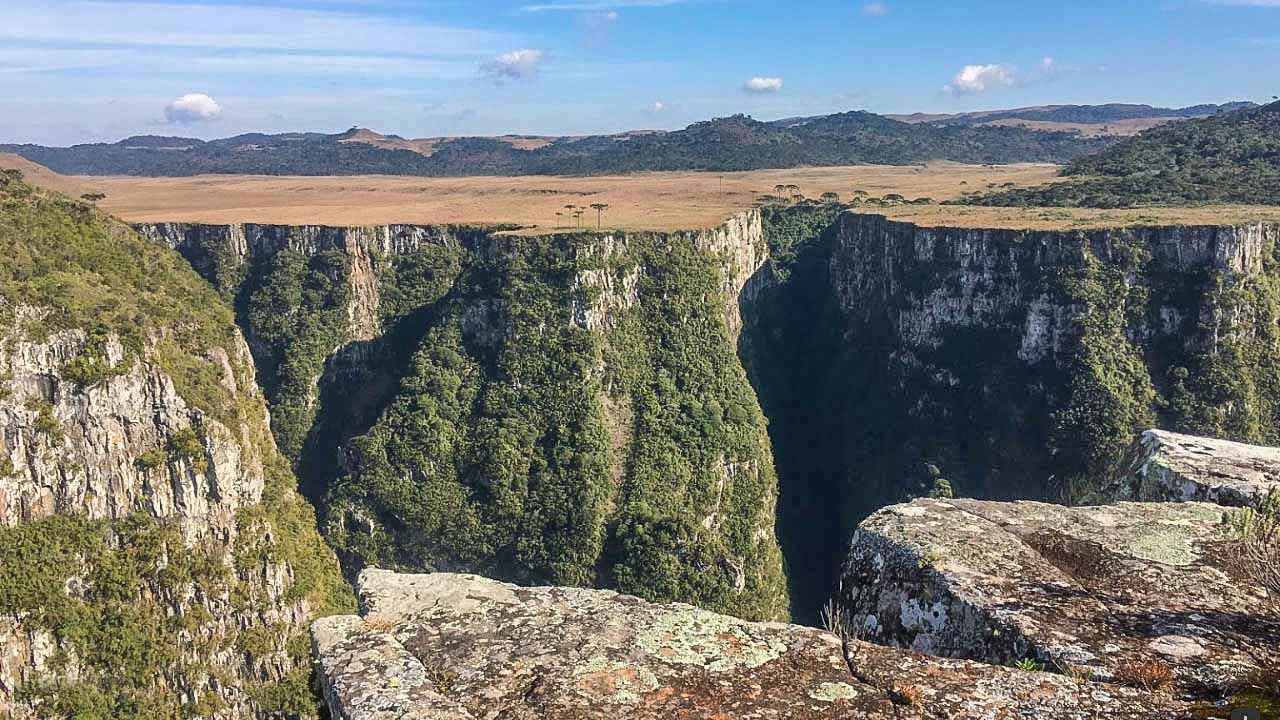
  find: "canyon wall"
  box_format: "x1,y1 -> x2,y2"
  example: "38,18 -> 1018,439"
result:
0,175 -> 350,719
741,207 -> 1280,620
139,212 -> 790,622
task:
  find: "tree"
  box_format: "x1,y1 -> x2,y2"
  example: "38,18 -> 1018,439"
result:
819,192 -> 841,204
589,203 -> 610,229
80,192 -> 106,206
555,211 -> 565,228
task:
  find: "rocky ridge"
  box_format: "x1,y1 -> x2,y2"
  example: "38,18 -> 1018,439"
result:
311,569 -> 1185,720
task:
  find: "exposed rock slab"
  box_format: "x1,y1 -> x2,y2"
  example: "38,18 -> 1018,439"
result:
1107,429 -> 1280,508
313,569 -> 1188,719
840,498 -> 1275,700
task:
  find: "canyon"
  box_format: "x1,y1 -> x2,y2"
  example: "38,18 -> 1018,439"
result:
3,164 -> 1278,717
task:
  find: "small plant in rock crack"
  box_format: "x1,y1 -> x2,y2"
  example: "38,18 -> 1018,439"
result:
1056,660 -> 1095,686
1113,658 -> 1175,692
819,597 -> 851,638
1226,490 -> 1280,604
1014,658 -> 1043,672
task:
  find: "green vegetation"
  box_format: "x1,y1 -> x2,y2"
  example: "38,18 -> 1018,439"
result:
323,230 -> 788,621
3,111 -> 1109,178
240,245 -> 354,460
0,175 -> 352,717
742,204 -> 1280,621
964,101 -> 1280,207
0,169 -> 240,425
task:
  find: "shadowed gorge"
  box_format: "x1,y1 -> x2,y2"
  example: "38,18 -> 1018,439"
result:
140,208 -> 1280,627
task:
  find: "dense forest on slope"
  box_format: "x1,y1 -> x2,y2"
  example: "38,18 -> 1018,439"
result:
741,205 -> 1280,621
0,171 -> 351,718
2,111 -> 1111,177
152,221 -> 790,622
963,100 -> 1280,207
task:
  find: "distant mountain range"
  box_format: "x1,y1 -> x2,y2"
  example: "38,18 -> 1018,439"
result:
963,100 -> 1280,207
1,102 -> 1253,178
1,111 -> 1113,178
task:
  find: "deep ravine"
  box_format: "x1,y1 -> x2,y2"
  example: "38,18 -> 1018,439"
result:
140,208 -> 1280,626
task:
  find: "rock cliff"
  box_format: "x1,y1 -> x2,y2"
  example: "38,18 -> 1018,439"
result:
139,213 -> 789,621
311,569 -> 1187,720
0,175 -> 351,718
1108,429 -> 1280,508
742,205 -> 1280,620
839,497 -> 1275,700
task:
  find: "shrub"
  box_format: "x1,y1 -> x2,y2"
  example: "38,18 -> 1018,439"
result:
1113,658 -> 1175,692
1227,490 -> 1280,602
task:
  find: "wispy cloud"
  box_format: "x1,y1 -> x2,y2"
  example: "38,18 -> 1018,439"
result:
523,0 -> 688,11
1,0 -> 512,56
480,49 -> 545,82
863,2 -> 889,16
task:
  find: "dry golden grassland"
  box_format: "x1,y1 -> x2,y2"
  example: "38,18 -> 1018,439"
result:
5,153 -> 1278,231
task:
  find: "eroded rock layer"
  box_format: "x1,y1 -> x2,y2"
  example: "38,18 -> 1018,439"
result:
1108,429 -> 1280,508
839,497 -> 1275,700
312,569 -> 1186,720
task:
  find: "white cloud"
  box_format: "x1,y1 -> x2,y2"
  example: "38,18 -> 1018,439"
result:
743,77 -> 784,93
863,2 -> 888,16
164,92 -> 221,123
649,100 -> 666,112
1041,56 -> 1055,70
480,49 -> 545,82
943,64 -> 1016,95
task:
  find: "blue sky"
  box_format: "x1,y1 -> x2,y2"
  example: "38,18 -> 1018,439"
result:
2,0 -> 1277,145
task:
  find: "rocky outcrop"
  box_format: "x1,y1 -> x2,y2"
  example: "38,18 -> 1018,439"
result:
312,569 -> 1187,720
0,314 -> 349,718
1107,429 -> 1280,508
0,312 -> 262,532
839,497 -> 1275,700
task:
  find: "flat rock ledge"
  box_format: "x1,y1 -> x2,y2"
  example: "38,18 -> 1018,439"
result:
840,498 -> 1275,702
312,569 -> 1188,719
1106,429 -> 1280,508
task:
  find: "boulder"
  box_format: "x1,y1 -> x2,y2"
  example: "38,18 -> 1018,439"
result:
840,498 -> 1276,701
312,569 -> 1189,719
1107,430 -> 1280,508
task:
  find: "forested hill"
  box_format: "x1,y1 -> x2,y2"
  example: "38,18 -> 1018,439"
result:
0,111 -> 1111,177
963,100 -> 1280,207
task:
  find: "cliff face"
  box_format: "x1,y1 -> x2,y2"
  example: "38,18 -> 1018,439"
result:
139,212 -> 790,622
0,176 -> 351,719
741,206 -> 1280,621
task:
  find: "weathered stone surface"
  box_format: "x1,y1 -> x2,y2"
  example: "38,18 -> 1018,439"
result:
1107,429 -> 1280,508
840,498 -> 1276,700
0,313 -> 343,719
313,569 -> 1189,719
